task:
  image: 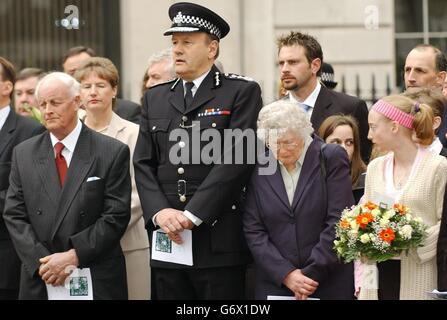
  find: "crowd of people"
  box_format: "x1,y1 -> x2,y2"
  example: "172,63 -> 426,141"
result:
1,2 -> 447,300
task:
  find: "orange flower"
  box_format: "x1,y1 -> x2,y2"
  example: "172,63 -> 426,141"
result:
393,203 -> 407,215
380,228 -> 395,243
340,219 -> 350,229
364,201 -> 378,211
356,213 -> 374,229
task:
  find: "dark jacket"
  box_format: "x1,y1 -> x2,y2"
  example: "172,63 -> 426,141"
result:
243,138 -> 355,300
134,66 -> 262,269
3,125 -> 131,299
0,110 -> 44,291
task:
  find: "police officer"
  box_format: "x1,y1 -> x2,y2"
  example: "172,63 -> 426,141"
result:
134,2 -> 262,300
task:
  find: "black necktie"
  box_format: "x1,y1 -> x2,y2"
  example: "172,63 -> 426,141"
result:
184,82 -> 194,110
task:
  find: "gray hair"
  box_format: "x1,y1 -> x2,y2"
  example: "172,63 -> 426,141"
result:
147,48 -> 176,77
257,100 -> 314,143
35,72 -> 80,100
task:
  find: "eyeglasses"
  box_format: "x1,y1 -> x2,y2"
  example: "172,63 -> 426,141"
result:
266,141 -> 299,151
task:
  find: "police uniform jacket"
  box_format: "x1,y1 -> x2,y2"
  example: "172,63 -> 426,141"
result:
134,65 -> 262,269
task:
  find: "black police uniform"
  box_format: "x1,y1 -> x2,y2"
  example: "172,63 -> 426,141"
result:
133,2 -> 263,299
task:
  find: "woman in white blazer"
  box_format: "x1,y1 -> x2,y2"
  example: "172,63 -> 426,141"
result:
75,57 -> 150,300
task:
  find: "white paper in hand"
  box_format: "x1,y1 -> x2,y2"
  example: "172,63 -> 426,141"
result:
151,229 -> 193,266
427,290 -> 447,300
46,268 -> 93,300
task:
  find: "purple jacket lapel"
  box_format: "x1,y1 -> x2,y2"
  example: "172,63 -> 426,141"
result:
291,137 -> 321,210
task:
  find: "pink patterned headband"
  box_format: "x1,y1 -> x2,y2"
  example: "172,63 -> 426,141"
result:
372,100 -> 414,129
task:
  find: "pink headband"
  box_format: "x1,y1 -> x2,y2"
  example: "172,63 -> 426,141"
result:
372,100 -> 414,129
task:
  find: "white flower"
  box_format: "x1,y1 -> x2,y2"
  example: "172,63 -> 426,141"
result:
371,209 -> 381,218
360,234 -> 371,243
379,218 -> 390,227
399,225 -> 413,239
350,220 -> 359,231
349,229 -> 358,238
406,213 -> 412,221
383,209 -> 396,220
413,217 -> 423,224
369,234 -> 377,243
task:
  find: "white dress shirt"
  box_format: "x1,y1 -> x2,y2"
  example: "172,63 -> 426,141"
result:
49,120 -> 83,167
182,70 -> 211,98
0,106 -> 11,131
278,136 -> 312,205
288,82 -> 322,119
427,137 -> 443,155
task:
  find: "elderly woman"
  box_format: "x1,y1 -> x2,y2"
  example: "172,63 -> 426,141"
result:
74,57 -> 150,300
243,101 -> 355,300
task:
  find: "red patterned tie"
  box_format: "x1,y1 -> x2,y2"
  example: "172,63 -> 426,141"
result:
54,142 -> 67,185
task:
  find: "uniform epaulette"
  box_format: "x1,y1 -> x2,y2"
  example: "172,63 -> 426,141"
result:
148,78 -> 178,90
223,73 -> 254,82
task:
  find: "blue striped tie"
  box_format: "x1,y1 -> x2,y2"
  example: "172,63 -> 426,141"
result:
300,103 -> 311,112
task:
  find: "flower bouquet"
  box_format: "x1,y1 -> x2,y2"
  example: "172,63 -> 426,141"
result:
334,201 -> 427,263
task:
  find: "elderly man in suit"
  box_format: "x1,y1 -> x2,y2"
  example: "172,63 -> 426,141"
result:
3,72 -> 131,300
404,44 -> 447,148
277,31 -> 371,163
243,101 -> 354,300
0,57 -> 44,300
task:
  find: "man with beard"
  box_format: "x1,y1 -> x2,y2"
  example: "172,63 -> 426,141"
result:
277,31 -> 371,162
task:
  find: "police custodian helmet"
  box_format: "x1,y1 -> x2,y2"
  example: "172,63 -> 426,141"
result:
164,2 -> 230,40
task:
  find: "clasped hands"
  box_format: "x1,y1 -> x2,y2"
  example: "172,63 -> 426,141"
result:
156,208 -> 194,244
38,248 -> 79,287
283,269 -> 319,300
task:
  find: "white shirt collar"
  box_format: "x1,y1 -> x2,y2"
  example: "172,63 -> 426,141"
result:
0,106 -> 11,131
50,119 -> 83,154
182,69 -> 212,97
288,82 -> 322,109
427,137 -> 443,155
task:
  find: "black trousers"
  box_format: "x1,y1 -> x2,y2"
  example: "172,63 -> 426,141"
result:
153,266 -> 246,300
377,260 -> 401,300
0,289 -> 19,300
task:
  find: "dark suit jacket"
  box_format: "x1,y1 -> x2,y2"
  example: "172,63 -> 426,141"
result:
114,99 -> 141,124
437,180 -> 447,291
437,104 -> 447,148
134,65 -> 262,269
0,110 -> 44,291
310,86 -> 371,163
243,137 -> 355,300
3,124 -> 131,299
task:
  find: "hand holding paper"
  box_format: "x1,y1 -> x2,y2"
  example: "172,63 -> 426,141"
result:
39,249 -> 79,286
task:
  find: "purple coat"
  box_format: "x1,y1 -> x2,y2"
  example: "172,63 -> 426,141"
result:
243,137 -> 354,300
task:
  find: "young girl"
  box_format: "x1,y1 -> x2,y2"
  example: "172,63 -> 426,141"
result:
359,95 -> 447,300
